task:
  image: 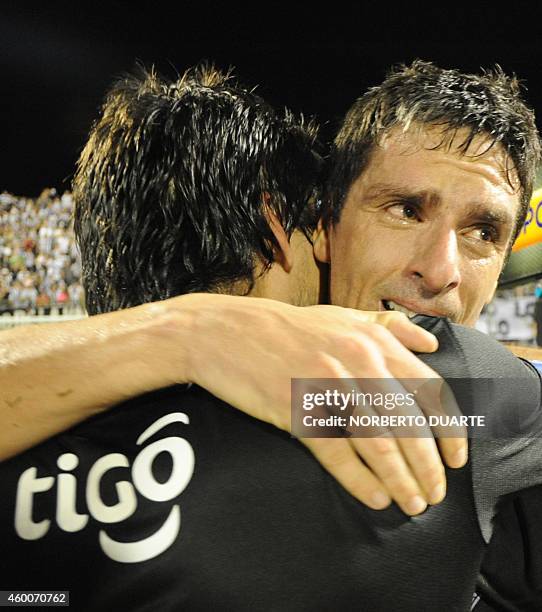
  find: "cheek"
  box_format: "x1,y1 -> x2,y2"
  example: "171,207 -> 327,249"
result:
470,257 -> 502,288
331,227 -> 357,266
333,238 -> 371,282
462,263 -> 500,308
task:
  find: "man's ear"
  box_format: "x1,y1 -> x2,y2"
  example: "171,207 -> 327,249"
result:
313,218 -> 331,264
263,197 -> 293,273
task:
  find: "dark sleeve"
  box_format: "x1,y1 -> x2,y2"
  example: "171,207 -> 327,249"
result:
414,316 -> 542,543
476,486 -> 542,612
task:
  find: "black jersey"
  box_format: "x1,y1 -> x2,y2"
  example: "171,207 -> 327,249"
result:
1,317 -> 542,611
474,486 -> 542,612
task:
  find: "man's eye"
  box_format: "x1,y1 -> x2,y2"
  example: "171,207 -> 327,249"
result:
472,225 -> 498,243
387,203 -> 420,221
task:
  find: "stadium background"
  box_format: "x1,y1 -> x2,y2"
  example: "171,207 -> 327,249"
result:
2,2 -> 542,344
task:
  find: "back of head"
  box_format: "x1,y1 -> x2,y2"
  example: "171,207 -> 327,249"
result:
325,60 -> 541,238
73,65 -> 321,315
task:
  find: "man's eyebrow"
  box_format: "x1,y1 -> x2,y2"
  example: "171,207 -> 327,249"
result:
364,183 -> 413,199
364,183 -> 440,205
468,207 -> 514,227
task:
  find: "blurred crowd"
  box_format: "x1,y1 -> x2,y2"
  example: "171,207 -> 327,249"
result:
0,188 -> 84,316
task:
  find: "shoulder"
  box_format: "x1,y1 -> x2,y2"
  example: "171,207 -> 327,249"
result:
415,316 -> 539,381
415,317 -> 542,438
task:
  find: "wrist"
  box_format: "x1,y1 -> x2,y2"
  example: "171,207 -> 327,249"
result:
140,293 -> 211,386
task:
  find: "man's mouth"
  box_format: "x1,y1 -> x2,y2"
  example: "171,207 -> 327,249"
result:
381,299 -> 444,319
382,299 -> 419,318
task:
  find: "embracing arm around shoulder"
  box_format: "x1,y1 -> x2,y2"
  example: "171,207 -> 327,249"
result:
0,293 -> 466,515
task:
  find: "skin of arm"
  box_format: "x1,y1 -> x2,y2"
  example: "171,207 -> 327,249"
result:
0,298 -> 191,460
0,292 -> 466,514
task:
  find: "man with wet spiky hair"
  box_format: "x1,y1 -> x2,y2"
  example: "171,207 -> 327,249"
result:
313,61 -> 542,611
74,65 -> 323,313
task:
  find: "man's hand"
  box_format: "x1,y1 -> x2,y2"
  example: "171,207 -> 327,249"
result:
168,294 -> 467,516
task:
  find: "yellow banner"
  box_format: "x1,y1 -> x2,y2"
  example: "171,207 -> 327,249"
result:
512,188 -> 542,252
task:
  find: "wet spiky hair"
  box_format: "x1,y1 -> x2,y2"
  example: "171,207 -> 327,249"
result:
73,64 -> 322,314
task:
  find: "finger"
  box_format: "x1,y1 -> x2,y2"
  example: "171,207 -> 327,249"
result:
343,310 -> 439,354
438,437 -> 468,468
345,376 -> 445,509
365,336 -> 468,471
405,377 -> 468,470
368,386 -> 447,505
349,433 -> 428,515
365,376 -> 448,503
377,312 -> 439,353
334,339 -> 445,508
301,437 -> 392,510
393,436 -> 446,505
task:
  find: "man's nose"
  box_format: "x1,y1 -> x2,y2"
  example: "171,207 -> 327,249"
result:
409,229 -> 461,294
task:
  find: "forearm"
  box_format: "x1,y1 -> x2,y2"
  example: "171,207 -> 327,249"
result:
0,296 -> 198,460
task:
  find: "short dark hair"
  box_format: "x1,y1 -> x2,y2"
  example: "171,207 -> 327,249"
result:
73,65 -> 322,315
325,60 -> 541,240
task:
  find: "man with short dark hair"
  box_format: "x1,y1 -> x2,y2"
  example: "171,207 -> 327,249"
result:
315,61 -> 542,611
